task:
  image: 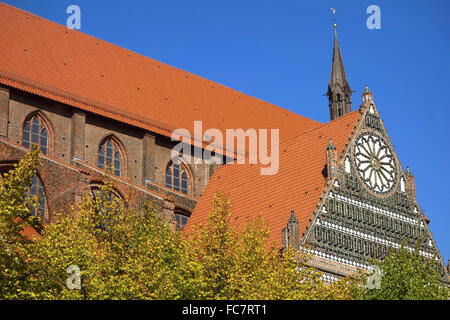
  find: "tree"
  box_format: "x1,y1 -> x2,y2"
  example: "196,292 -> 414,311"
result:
0,149 -> 183,299
354,241 -> 449,300
178,193 -> 356,300
0,146 -> 42,299
18,178 -> 183,299
1,149 -> 356,300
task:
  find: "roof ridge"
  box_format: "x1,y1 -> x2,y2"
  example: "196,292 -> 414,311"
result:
228,108 -> 360,166
0,2 -> 318,126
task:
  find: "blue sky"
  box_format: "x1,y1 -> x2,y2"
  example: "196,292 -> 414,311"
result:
5,0 -> 450,263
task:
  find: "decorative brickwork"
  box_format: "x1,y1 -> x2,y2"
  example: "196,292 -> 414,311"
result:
303,104 -> 448,282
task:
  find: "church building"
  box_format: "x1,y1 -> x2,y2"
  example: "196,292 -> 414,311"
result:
0,3 -> 448,282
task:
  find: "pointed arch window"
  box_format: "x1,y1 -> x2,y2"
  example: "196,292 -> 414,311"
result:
27,175 -> 47,219
90,184 -> 124,231
165,161 -> 189,194
175,207 -> 191,230
23,115 -> 49,154
98,138 -> 122,177
336,94 -> 343,117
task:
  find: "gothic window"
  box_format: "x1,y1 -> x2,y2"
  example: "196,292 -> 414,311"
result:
165,161 -> 189,194
337,202 -> 342,215
26,175 -> 47,219
23,114 -> 49,154
328,199 -> 334,213
347,205 -> 353,219
98,137 -> 122,177
175,207 -> 191,230
316,227 -> 323,242
90,185 -> 124,230
336,94 -> 343,117
90,185 -> 123,205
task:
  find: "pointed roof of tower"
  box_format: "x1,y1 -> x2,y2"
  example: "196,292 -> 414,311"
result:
329,25 -> 351,92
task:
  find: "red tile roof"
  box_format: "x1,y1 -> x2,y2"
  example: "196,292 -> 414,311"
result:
186,110 -> 362,247
0,3 -> 320,157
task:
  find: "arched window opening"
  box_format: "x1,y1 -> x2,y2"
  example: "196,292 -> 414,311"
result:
165,161 -> 190,195
27,175 -> 47,219
98,137 -> 122,177
174,207 -> 191,231
90,184 -> 124,230
23,114 -> 49,154
336,94 -> 343,117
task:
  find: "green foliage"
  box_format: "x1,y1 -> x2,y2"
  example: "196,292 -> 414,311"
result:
0,146 -> 42,298
15,180 -> 182,299
1,149 -> 357,299
354,240 -> 449,300
177,193 -> 355,300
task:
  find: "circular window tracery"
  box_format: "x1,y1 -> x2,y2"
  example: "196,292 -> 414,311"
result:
353,132 -> 397,194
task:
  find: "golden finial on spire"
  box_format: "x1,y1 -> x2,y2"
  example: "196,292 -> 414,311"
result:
331,8 -> 337,28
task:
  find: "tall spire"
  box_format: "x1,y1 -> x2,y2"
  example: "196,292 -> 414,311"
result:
327,24 -> 352,121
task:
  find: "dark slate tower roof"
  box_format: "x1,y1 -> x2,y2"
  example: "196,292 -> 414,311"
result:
327,25 -> 353,121
329,26 -> 351,92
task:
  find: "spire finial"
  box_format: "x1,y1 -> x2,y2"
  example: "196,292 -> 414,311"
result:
331,8 -> 337,28
362,84 -> 373,103
327,20 -> 352,121
327,139 -> 336,150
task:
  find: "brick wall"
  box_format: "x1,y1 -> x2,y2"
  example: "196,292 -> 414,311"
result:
8,89 -> 73,161
2,85 -> 220,215
0,138 -> 177,227
71,111 -> 86,162
0,85 -> 9,137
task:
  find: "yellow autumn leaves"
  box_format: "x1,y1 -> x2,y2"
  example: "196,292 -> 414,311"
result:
1,148 -> 447,300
